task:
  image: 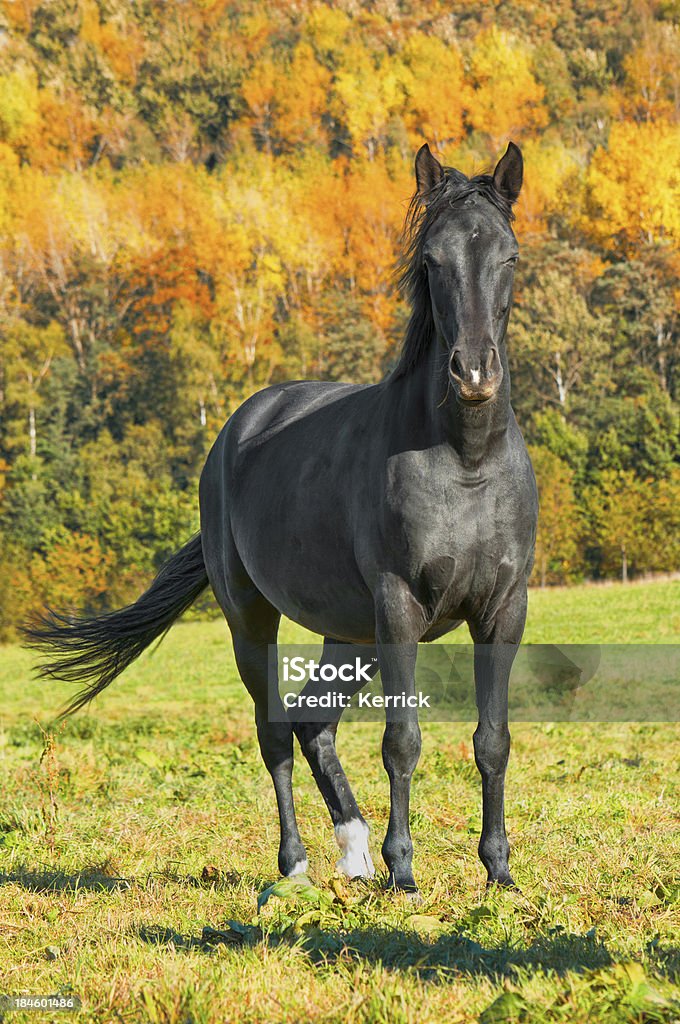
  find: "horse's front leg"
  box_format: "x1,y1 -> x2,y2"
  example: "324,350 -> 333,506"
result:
375,578 -> 424,893
470,586 -> 527,888
294,639 -> 379,879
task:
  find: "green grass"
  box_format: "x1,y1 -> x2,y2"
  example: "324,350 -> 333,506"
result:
0,580 -> 678,1023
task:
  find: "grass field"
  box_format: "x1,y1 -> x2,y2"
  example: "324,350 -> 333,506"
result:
0,580 -> 678,1023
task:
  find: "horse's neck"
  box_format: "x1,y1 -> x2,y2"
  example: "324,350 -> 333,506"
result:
412,340 -> 512,468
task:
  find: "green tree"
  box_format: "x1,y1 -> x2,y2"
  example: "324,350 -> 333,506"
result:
585,470 -> 649,582
1,322 -> 67,458
584,373 -> 679,481
511,262 -> 610,417
591,247 -> 679,400
529,445 -> 582,586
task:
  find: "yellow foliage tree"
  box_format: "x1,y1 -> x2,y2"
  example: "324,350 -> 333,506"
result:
272,43 -> 332,150
582,119 -> 680,252
240,58 -> 279,153
619,20 -> 680,123
0,67 -> 41,147
466,28 -> 548,149
330,49 -> 404,159
513,138 -> 579,237
15,532 -> 113,620
398,34 -> 467,150
330,158 -> 408,336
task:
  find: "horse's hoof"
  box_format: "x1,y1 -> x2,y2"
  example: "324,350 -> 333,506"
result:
283,858 -> 310,879
385,875 -> 421,901
347,875 -> 373,890
486,876 -> 520,894
336,861 -> 375,881
335,820 -> 375,879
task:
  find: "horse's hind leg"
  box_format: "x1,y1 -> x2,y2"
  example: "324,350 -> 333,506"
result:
230,600 -> 308,878
294,639 -> 378,879
200,456 -> 306,877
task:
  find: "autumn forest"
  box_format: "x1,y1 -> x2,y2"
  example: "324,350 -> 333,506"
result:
0,0 -> 678,635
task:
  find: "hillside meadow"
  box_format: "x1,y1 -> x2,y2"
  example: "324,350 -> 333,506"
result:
0,579 -> 678,1023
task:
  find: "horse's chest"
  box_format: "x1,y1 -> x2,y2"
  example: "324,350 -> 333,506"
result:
397,473 -> 504,556
387,468 -> 523,617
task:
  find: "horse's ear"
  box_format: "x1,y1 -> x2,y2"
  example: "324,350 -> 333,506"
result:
493,142 -> 523,205
415,144 -> 444,201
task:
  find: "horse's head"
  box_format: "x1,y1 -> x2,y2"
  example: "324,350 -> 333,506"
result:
411,143 -> 523,405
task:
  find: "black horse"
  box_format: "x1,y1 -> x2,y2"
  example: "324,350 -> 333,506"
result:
27,143 -> 538,894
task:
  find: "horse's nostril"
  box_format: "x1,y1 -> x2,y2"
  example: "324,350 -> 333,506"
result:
484,347 -> 499,374
449,349 -> 464,378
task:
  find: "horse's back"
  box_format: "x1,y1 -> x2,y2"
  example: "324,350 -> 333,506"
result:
230,379 -> 371,450
201,379 -> 374,492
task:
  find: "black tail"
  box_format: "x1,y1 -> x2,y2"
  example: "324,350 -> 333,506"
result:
24,534 -> 209,717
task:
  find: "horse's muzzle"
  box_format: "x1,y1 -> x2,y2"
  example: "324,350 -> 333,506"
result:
448,347 -> 503,404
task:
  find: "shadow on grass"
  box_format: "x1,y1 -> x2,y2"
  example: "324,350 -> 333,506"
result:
4,863 -> 677,985
0,861 -> 132,892
0,862 -> 273,894
136,918 -> 680,983
154,865 -> 274,892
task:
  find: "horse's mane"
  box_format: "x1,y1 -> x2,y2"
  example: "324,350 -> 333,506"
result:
392,170 -> 514,378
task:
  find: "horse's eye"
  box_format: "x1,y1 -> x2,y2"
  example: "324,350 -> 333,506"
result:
503,255 -> 519,267
423,250 -> 441,268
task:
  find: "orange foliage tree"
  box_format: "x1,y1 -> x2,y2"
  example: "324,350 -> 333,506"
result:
0,0 -> 678,626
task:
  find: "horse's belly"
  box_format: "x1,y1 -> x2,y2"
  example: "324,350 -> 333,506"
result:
243,546 -> 377,643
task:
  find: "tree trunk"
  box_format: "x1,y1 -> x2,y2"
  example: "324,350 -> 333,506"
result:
29,405 -> 36,458
656,321 -> 668,394
541,553 -> 547,588
621,544 -> 628,583
555,351 -> 566,406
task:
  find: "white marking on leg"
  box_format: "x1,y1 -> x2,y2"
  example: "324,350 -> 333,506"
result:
286,859 -> 309,877
335,818 -> 375,879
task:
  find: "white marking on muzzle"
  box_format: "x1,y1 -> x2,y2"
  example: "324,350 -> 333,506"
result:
470,369 -> 481,385
335,819 -> 375,879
